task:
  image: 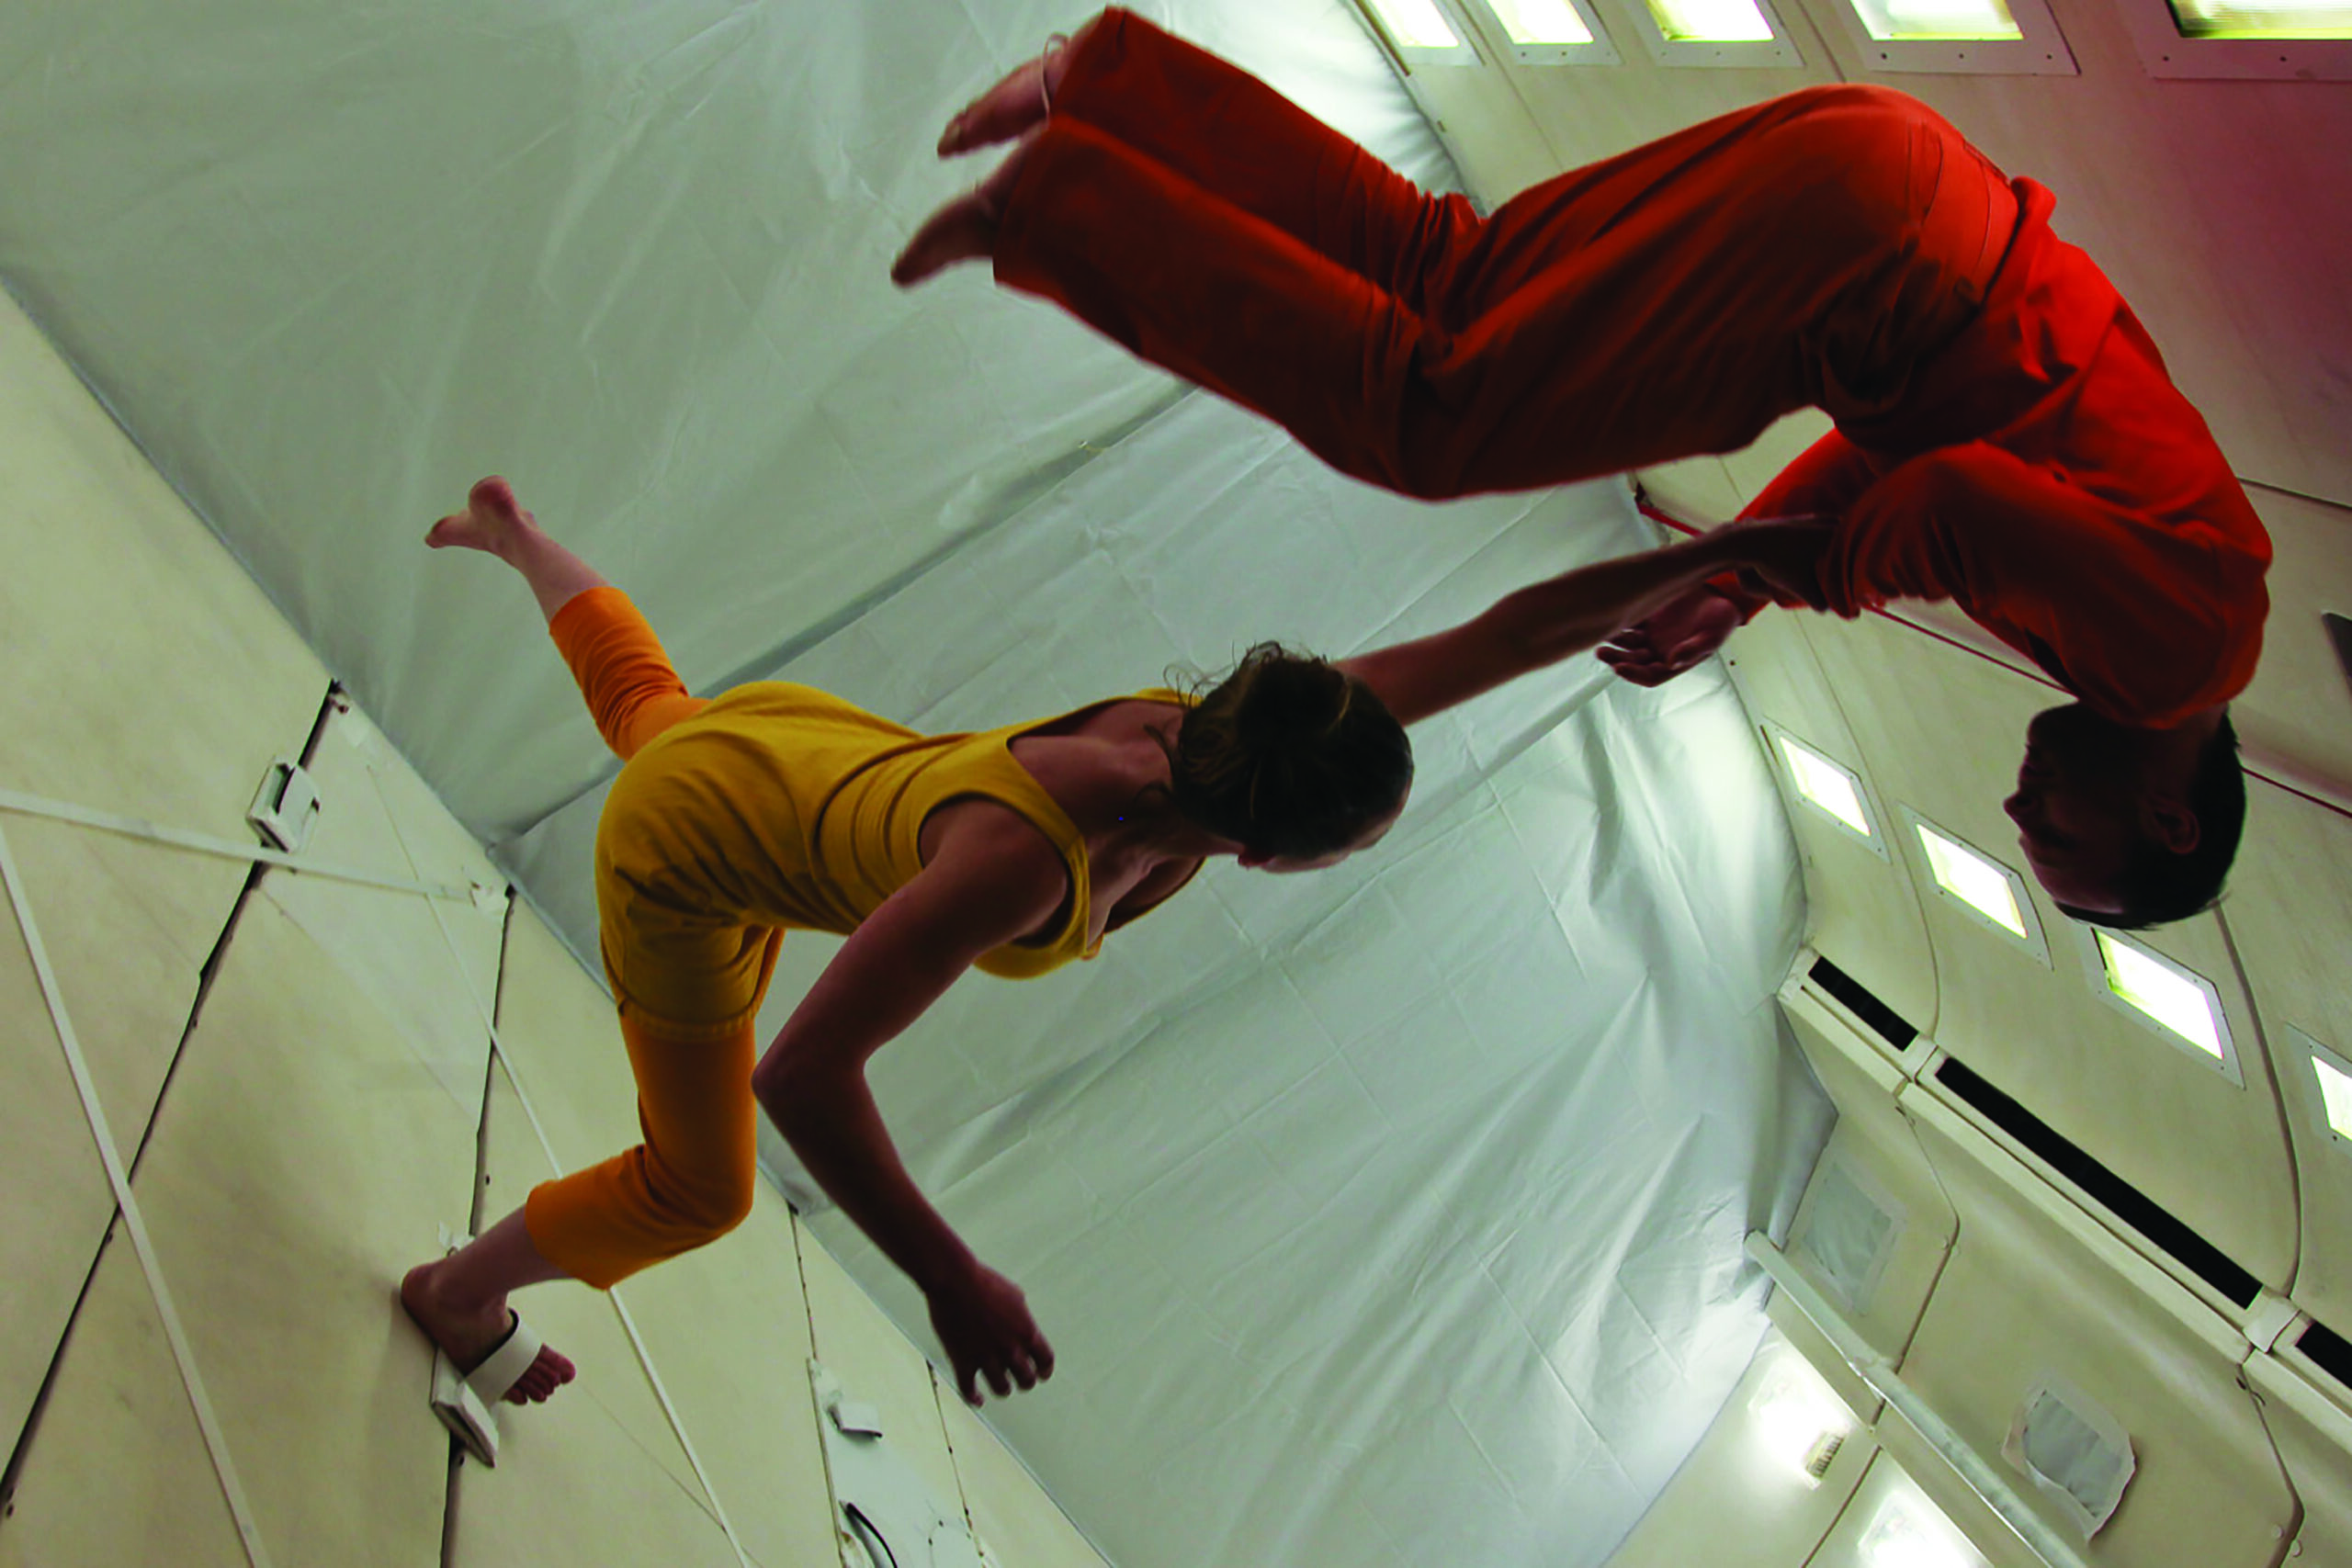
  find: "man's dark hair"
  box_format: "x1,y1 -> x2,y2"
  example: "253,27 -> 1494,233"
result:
2058,715 -> 2245,931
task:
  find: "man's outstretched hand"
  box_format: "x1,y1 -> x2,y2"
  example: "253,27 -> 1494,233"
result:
1598,586 -> 1744,687
927,1258 -> 1056,1406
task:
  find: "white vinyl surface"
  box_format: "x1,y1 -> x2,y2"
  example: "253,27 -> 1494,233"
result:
0,4 -> 1826,1564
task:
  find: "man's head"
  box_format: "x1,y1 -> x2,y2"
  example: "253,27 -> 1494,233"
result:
2004,703 -> 2245,929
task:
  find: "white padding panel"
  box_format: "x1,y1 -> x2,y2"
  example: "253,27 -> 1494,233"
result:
450,1060 -> 740,1567
2212,780 -> 2352,1325
0,288 -> 328,1152
1800,610 -> 2296,1288
607,1184 -> 837,1568
1726,605 -> 1939,1034
0,885 -> 119,1478
798,1220 -> 965,1526
263,702 -> 504,1128
0,1236 -> 249,1568
125,893 -> 473,1563
941,1396 -> 1111,1568
1895,1103 -> 2294,1566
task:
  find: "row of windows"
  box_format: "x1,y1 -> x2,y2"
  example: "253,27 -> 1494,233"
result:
1363,0 -> 2352,78
1772,728 -> 2352,1150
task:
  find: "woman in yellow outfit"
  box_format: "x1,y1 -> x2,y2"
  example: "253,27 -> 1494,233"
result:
400,476 -> 1826,1428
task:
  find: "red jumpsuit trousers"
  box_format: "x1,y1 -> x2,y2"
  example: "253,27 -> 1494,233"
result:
993,8 -> 2018,502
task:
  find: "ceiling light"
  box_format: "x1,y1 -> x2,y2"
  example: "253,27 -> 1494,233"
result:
1365,0 -> 1467,48
2313,1054 -> 2352,1139
1487,0 -> 1599,41
2093,932 -> 2224,1060
1859,1494 -> 1982,1568
1776,735 -> 1873,838
1643,0 -> 1780,38
1914,823 -> 2028,938
1752,1369 -> 1850,1485
2165,0 -> 2352,34
1846,0 -> 2025,36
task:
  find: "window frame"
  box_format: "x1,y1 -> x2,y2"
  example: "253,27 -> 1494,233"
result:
1621,0 -> 1808,66
2068,923 -> 2245,1088
1824,0 -> 2079,73
1766,723 -> 1891,861
2115,0 -> 2352,79
1901,807 -> 2052,967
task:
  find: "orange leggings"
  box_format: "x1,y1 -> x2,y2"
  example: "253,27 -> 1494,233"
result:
521,588 -> 776,1289
995,10 -> 2018,498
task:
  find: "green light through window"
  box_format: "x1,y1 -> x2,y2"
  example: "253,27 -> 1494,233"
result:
1915,824 -> 2028,939
1488,0 -> 1599,41
1847,0 -> 2024,39
1645,0 -> 1779,41
2095,932 -> 2224,1060
2167,0 -> 2352,35
1777,737 -> 1872,837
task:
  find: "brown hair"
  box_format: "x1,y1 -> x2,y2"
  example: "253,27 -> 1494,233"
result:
1164,643 -> 1414,860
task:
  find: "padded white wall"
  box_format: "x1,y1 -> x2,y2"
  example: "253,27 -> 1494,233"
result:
0,282 -> 1110,1568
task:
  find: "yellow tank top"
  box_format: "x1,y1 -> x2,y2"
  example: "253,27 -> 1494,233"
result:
596,682 -> 1194,979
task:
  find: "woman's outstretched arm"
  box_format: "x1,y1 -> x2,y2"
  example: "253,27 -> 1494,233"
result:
748,811 -> 1071,1406
1340,517 -> 1831,727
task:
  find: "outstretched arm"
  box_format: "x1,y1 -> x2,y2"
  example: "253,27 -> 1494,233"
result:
1340,518 -> 1830,726
749,816 -> 1069,1404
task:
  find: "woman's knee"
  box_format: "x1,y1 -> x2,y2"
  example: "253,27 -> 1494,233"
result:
649,1163 -> 758,1250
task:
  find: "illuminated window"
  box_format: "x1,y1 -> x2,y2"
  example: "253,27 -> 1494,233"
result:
1847,0 -> 2023,38
1915,824 -> 2025,936
1488,0 -> 1597,41
1645,0 -> 1779,39
1362,0 -> 1476,54
2095,933 -> 2223,1058
2290,1027 -> 2352,1146
1621,0 -> 1803,60
2317,1056 -> 2352,1134
1828,0 -> 2075,72
1904,813 -> 2047,963
2166,0 -> 2352,35
2076,930 -> 2240,1084
1772,730 -> 1878,845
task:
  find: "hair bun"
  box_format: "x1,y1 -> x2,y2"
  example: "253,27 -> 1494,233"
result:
1237,651 -> 1347,748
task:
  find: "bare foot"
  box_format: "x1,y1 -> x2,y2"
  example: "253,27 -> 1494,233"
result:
937,26 -> 1086,157
401,1258 -> 576,1404
425,477 -> 537,556
893,135 -> 1037,288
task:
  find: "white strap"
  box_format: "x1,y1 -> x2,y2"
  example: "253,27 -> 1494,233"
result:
0,785 -> 474,901
0,820 -> 275,1568
464,1316 -> 545,1404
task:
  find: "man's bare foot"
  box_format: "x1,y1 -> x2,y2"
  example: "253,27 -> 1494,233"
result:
425,477 -> 537,557
893,136 -> 1038,288
401,1258 -> 575,1404
936,25 -> 1087,157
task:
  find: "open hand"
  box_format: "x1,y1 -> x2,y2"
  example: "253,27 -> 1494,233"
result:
927,1260 -> 1055,1406
1599,586 -> 1743,687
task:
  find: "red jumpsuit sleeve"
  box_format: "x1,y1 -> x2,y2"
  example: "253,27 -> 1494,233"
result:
1826,442 -> 2263,727
1705,429 -> 1884,621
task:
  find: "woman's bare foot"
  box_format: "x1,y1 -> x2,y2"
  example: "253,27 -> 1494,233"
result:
892,134 -> 1038,288
401,1258 -> 576,1404
425,476 -> 537,557
936,23 -> 1090,157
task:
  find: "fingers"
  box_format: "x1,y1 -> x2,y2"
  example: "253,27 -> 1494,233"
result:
952,1332 -> 1057,1407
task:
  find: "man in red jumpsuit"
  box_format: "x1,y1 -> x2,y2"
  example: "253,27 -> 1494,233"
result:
892,8 -> 2269,929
